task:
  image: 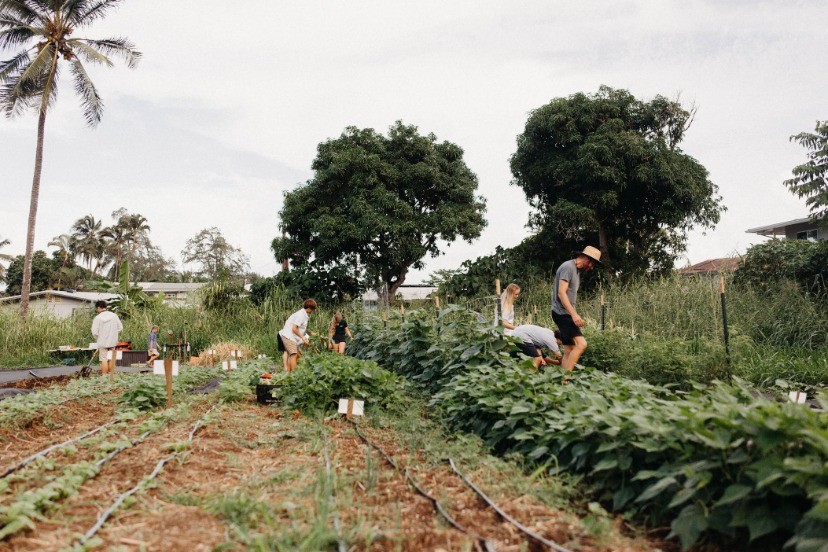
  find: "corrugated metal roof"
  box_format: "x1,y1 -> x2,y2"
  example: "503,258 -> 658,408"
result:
0,290 -> 119,303
746,217 -> 812,235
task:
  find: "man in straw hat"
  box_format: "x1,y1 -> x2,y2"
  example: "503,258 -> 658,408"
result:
552,246 -> 602,371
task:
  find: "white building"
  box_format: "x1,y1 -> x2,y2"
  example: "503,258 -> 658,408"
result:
747,217 -> 828,241
0,291 -> 119,319
136,282 -> 206,303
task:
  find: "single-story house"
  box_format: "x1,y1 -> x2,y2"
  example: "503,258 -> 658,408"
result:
136,282 -> 206,303
746,217 -> 827,241
361,284 -> 437,306
677,258 -> 741,276
0,290 -> 119,319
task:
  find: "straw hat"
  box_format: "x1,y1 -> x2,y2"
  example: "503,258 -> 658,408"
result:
579,246 -> 603,264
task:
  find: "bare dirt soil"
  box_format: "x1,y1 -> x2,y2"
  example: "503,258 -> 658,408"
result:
1,397 -> 671,551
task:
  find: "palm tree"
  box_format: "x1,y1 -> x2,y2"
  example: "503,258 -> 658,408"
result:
47,232 -> 73,289
71,214 -> 104,274
123,213 -> 150,259
102,219 -> 129,279
0,236 -> 12,281
0,0 -> 140,316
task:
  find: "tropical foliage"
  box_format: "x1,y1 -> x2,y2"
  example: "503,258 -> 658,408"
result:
0,0 -> 140,316
785,120 -> 828,225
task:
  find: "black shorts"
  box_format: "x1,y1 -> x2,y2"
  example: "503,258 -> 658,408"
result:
515,341 -> 541,358
277,334 -> 286,352
333,336 -> 347,344
552,312 -> 582,346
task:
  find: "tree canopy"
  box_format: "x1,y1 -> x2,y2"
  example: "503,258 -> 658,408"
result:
509,86 -> 724,275
784,120 -> 828,225
273,121 -> 487,300
182,227 -> 250,281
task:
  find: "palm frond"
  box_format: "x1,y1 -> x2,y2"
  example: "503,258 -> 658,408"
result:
0,43 -> 57,117
9,38 -> 52,87
69,56 -> 101,126
0,17 -> 38,48
66,38 -> 111,66
0,1 -> 41,25
0,48 -> 31,83
76,36 -> 139,68
72,0 -> 123,26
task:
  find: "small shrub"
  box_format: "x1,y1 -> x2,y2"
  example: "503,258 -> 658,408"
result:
119,378 -> 167,411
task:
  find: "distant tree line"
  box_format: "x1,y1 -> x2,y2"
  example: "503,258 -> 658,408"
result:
0,210 -> 255,297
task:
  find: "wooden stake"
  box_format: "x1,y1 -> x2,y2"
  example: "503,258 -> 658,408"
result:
495,279 -> 501,296
347,398 -> 354,417
164,358 -> 173,408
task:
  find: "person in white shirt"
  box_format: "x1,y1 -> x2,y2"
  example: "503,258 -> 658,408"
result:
511,324 -> 563,369
91,300 -> 123,378
278,298 -> 317,371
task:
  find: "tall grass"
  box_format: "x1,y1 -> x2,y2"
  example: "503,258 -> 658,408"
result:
0,286 -> 367,368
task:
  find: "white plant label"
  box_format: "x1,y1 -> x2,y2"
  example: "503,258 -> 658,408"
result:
152,360 -> 179,376
223,360 -> 238,371
789,391 -> 807,404
106,350 -> 123,361
338,398 -> 364,416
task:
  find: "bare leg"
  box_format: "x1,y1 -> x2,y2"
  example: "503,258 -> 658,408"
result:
562,336 -> 588,372
336,342 -> 346,354
282,351 -> 289,371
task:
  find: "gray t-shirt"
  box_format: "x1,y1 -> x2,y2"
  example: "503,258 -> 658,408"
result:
511,325 -> 561,354
552,259 -> 579,315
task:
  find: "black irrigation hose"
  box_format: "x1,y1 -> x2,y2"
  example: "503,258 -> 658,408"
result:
77,405 -> 218,546
348,419 -> 495,552
448,458 -> 574,552
0,421 -> 118,479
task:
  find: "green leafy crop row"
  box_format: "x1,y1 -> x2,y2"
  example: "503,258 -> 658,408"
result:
350,309 -> 828,551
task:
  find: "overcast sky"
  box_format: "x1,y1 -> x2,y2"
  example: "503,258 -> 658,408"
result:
1,0 -> 826,283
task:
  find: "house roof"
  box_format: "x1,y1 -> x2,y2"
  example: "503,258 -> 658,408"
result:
677,258 -> 741,275
136,282 -> 207,293
0,290 -> 119,304
746,217 -> 813,236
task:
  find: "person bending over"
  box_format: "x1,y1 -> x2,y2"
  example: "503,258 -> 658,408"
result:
511,324 -> 562,369
278,299 -> 317,372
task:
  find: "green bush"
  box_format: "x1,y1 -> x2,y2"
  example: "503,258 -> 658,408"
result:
275,353 -> 410,414
735,238 -> 828,296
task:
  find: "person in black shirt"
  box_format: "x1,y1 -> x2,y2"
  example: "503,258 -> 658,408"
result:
328,312 -> 353,354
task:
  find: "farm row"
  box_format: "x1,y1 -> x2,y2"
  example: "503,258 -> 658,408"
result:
0,358 -> 656,551
350,308 -> 828,551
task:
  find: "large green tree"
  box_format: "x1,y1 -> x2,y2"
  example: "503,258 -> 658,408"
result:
784,120 -> 828,225
181,227 -> 249,281
0,0 -> 140,317
4,250 -> 57,295
510,86 -> 724,275
273,121 -> 487,300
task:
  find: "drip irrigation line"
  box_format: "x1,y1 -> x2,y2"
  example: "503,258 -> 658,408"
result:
448,458 -> 574,552
0,421 -> 117,479
323,445 -> 348,552
348,419 -> 495,552
78,405 -> 217,546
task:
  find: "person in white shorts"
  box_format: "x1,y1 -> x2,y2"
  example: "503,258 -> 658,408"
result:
278,299 -> 317,372
91,300 -> 123,377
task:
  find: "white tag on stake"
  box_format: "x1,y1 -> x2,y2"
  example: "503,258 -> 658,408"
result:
338,398 -> 364,416
222,360 -> 237,371
152,360 -> 179,376
106,350 -> 123,361
789,391 -> 807,404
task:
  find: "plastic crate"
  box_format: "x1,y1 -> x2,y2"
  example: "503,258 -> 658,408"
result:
256,384 -> 277,405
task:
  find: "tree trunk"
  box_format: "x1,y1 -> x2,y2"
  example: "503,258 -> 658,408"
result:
19,109 -> 48,318
386,266 -> 408,304
596,215 -> 611,264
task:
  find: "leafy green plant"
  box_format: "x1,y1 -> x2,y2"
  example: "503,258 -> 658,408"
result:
118,378 -> 167,411
353,308 -> 828,550
275,353 -> 409,414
